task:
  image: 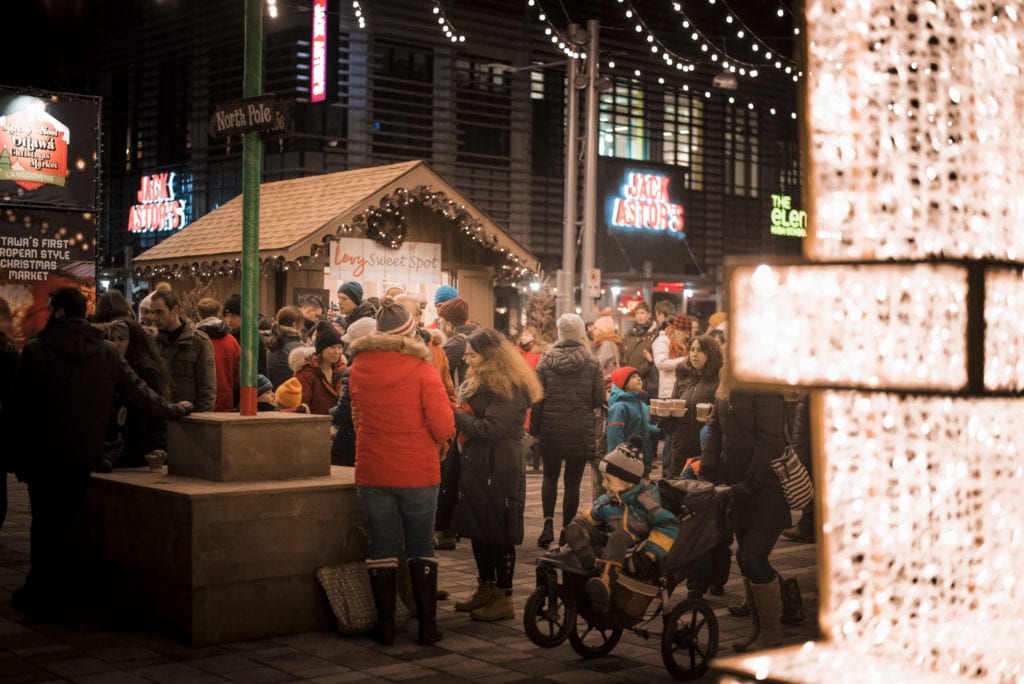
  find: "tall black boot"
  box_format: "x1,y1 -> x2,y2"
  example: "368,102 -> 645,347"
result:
408,558 -> 443,645
367,564 -> 397,646
537,518 -> 554,548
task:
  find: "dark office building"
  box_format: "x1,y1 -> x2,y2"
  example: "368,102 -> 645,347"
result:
17,0 -> 803,313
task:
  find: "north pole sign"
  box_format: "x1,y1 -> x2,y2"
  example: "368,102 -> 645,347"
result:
209,95 -> 292,138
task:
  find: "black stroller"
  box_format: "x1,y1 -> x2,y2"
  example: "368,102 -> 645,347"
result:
522,479 -> 732,681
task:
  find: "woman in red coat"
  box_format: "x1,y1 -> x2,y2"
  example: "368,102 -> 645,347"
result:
294,322 -> 345,414
347,300 -> 455,647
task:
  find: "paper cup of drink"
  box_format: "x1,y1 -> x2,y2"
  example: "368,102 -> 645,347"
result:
696,402 -> 712,421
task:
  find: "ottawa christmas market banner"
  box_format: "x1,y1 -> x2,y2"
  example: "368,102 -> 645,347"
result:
0,87 -> 101,347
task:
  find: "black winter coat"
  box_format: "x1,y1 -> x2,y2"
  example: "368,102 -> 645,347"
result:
789,394 -> 811,470
667,368 -> 719,477
329,362 -> 355,467
5,317 -> 190,479
530,340 -> 604,462
443,322 -> 479,387
110,359 -> 169,468
621,321 -> 658,380
700,390 -> 789,531
454,385 -> 529,545
267,329 -> 303,389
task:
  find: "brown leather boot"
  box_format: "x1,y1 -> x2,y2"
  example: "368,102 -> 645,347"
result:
455,579 -> 496,612
470,588 -> 514,621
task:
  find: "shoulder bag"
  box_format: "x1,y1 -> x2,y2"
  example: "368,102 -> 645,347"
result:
315,524 -> 377,634
770,409 -> 814,510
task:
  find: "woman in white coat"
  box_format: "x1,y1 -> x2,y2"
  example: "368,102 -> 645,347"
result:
650,314 -> 692,469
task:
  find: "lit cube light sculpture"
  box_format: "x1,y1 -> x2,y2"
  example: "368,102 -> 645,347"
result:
712,1 -> 1024,682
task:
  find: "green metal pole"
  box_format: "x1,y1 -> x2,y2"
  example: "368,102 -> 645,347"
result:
239,0 -> 262,415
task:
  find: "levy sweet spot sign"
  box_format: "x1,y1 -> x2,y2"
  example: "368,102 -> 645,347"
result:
330,238 -> 441,285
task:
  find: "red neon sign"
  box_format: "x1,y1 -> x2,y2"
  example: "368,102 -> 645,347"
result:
127,172 -> 188,233
310,0 -> 327,102
609,172 -> 684,234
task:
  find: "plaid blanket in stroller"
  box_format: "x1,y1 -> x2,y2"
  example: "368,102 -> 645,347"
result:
654,478 -> 733,587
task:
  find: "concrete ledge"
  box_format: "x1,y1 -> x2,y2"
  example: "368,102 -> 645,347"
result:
79,467 -> 363,646
168,412 -> 332,481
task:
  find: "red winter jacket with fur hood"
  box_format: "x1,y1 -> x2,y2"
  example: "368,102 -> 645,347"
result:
347,332 -> 456,487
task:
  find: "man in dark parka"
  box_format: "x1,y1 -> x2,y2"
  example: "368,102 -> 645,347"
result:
4,287 -> 193,619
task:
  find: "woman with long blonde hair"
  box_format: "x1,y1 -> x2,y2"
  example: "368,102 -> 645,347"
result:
452,328 -> 543,621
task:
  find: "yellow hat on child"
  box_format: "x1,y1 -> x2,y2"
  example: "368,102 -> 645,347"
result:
275,377 -> 303,409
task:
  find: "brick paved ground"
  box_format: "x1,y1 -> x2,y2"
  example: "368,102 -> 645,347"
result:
0,464 -> 820,683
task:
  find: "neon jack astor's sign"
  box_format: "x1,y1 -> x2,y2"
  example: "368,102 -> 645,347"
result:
608,171 -> 685,236
127,172 -> 189,233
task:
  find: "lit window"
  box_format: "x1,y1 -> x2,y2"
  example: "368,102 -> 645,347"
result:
599,80 -> 647,160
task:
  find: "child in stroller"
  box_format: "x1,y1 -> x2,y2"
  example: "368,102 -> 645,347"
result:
556,435 -> 680,613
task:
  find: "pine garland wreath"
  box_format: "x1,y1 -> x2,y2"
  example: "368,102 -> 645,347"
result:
335,186 -> 533,283
365,205 -> 407,249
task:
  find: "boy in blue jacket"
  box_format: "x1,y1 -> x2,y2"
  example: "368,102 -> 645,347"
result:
606,365 -> 661,475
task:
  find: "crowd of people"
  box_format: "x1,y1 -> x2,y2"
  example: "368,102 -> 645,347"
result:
0,280 -> 814,653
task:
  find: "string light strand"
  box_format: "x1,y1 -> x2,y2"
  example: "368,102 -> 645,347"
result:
620,0 -> 764,79
529,0 -> 585,58
351,1 -> 366,29
601,57 -> 798,120
611,0 -> 697,73
704,0 -> 800,71
431,0 -> 465,44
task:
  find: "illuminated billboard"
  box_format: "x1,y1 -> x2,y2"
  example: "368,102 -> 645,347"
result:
127,171 -> 191,233
608,171 -> 685,235
0,88 -> 100,212
310,0 -> 327,102
769,193 -> 806,237
597,158 -> 691,278
0,87 -> 100,346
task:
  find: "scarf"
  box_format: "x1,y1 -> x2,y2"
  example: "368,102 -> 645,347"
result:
593,329 -> 623,348
667,327 -> 688,359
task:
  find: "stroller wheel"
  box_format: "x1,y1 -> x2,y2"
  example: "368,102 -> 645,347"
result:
568,614 -> 623,658
661,598 -> 718,680
523,584 -> 575,647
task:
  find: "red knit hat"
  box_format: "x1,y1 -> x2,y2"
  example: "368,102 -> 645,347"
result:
437,297 -> 469,325
669,314 -> 691,330
610,365 -> 639,390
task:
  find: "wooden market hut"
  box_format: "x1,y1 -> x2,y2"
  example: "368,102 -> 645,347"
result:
132,160 -> 540,328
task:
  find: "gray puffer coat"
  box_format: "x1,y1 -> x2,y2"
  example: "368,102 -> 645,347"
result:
529,340 -> 604,462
